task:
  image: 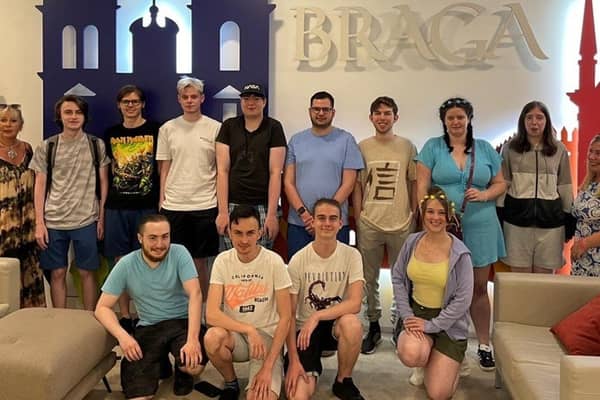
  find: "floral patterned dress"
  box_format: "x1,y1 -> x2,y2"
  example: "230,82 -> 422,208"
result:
571,181 -> 600,277
0,145 -> 46,307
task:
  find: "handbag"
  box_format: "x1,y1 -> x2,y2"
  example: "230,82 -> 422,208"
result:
447,145 -> 476,240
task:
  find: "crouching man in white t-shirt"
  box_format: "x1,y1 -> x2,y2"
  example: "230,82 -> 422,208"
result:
284,198 -> 366,400
204,204 -> 292,400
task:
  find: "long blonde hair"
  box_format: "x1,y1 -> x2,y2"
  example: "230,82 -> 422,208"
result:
580,134 -> 600,193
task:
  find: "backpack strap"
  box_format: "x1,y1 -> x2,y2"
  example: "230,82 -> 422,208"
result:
86,134 -> 101,199
46,134 -> 101,198
45,135 -> 59,196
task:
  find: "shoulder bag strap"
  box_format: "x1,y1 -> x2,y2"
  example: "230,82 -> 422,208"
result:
461,144 -> 476,214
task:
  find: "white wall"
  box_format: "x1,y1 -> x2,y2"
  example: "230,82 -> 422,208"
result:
270,0 -> 585,148
0,0 -> 591,150
0,0 -> 43,147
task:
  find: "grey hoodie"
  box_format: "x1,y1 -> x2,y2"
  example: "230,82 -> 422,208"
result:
391,231 -> 474,340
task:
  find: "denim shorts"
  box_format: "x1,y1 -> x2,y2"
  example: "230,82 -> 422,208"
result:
40,223 -> 100,270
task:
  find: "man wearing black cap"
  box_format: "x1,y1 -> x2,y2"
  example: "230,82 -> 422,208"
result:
215,83 -> 287,250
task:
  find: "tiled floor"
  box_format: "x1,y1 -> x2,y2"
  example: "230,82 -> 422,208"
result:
85,335 -> 511,399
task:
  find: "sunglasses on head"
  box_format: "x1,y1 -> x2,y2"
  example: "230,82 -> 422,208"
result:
442,98 -> 469,108
0,104 -> 21,110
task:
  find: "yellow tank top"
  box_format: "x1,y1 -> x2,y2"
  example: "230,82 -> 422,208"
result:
407,254 -> 450,308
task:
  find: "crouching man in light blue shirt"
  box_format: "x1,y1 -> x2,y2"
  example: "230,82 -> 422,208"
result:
95,214 -> 207,399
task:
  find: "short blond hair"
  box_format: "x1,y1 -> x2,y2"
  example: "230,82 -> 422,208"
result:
177,76 -> 204,95
0,105 -> 24,127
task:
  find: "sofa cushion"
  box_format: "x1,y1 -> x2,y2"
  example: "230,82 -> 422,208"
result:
494,322 -> 563,399
0,308 -> 117,400
550,293 -> 600,356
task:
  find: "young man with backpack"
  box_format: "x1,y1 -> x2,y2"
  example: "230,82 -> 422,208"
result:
29,95 -> 110,310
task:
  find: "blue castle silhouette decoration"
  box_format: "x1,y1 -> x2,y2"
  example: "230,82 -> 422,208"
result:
37,0 -> 275,138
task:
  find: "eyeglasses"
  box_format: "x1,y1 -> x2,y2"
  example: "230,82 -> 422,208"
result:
310,107 -> 333,114
120,99 -> 142,106
0,104 -> 21,110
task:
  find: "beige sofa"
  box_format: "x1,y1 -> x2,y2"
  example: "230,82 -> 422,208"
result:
0,308 -> 117,400
493,272 -> 600,400
0,257 -> 20,317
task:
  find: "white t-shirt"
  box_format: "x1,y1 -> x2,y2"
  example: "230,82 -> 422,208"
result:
156,115 -> 221,210
288,241 -> 364,329
210,247 -> 292,337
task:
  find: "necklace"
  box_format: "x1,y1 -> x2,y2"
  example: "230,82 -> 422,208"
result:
0,140 -> 18,160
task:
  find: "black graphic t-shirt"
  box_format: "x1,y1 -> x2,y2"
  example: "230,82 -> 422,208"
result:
105,121 -> 160,209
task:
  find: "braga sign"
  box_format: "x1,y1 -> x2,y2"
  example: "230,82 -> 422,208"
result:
293,2 -> 547,67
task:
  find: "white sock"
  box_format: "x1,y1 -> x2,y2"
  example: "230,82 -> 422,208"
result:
479,344 -> 492,352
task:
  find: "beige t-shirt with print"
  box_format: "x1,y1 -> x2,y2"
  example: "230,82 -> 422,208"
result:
357,135 -> 417,232
288,241 -> 364,329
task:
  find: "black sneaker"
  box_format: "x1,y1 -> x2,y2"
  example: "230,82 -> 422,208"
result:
159,354 -> 173,380
360,329 -> 382,354
173,367 -> 194,396
332,377 -> 365,400
219,387 -> 240,400
477,345 -> 496,371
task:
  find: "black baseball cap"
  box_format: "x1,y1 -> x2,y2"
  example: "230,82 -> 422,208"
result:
239,83 -> 266,98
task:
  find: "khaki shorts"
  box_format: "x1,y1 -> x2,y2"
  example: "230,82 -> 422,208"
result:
395,302 -> 467,363
231,330 -> 282,396
502,222 -> 565,270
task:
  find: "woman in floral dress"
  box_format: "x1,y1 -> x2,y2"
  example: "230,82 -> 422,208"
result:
0,104 -> 45,307
571,134 -> 600,277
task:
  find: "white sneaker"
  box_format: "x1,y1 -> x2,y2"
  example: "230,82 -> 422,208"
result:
460,357 -> 471,377
409,367 -> 425,386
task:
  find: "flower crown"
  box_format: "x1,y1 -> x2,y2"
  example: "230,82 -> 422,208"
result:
420,193 -> 456,215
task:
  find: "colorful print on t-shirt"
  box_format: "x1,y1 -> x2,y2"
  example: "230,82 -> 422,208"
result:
110,135 -> 155,196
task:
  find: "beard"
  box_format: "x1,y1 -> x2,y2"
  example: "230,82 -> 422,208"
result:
310,116 -> 332,129
141,245 -> 168,263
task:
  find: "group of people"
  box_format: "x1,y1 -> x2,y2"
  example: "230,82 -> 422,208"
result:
0,75 -> 598,400
94,198 -> 366,400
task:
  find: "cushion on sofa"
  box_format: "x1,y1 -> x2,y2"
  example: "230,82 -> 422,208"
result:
0,308 -> 117,400
494,322 -> 563,399
550,293 -> 600,356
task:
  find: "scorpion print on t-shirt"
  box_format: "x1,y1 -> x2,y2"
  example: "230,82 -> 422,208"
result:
288,241 -> 365,329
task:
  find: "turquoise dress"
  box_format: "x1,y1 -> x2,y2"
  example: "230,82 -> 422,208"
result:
417,137 -> 506,267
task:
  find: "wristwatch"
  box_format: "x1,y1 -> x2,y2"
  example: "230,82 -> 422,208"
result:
297,206 -> 306,215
